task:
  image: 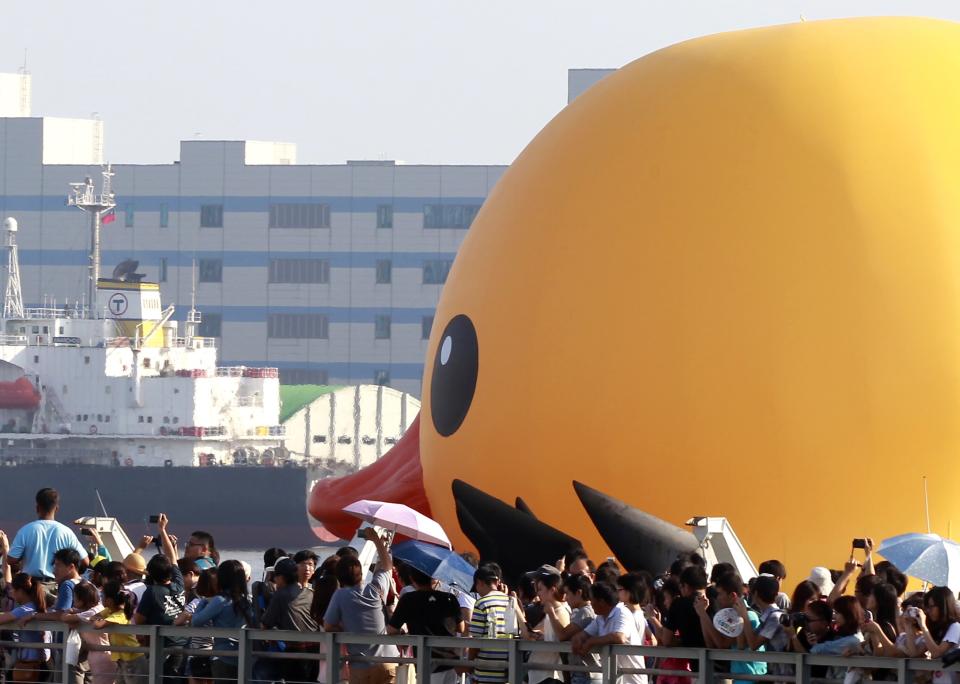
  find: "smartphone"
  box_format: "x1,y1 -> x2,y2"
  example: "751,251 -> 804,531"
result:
852,538 -> 867,549
80,528 -> 93,537
149,515 -> 161,524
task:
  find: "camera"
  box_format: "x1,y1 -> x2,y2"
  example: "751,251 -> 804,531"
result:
852,538 -> 868,549
905,606 -> 922,620
149,515 -> 161,524
780,612 -> 807,627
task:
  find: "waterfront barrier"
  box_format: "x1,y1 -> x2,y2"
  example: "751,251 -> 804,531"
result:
1,622 -> 956,684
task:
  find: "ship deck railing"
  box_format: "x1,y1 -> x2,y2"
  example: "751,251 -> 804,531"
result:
3,622 -> 955,684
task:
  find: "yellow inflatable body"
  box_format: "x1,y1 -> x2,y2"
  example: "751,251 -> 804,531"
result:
419,17 -> 960,576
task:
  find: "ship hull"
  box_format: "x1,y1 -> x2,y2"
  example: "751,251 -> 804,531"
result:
0,464 -> 315,551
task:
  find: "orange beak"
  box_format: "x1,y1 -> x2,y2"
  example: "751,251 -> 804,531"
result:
307,413 -> 431,540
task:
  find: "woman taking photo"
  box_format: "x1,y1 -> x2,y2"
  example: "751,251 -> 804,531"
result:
189,560 -> 255,681
901,587 -> 960,660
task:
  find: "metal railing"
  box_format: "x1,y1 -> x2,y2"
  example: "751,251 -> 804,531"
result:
1,623 -> 957,684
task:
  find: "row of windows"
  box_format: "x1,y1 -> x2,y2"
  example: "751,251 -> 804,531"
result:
268,203 -> 331,228
198,313 -> 435,341
122,203 -> 476,229
279,368 -> 391,386
269,258 -> 330,284
267,313 -> 330,339
191,258 -> 453,285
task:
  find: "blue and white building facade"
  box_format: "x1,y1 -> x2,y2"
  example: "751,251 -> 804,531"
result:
0,73 -> 507,396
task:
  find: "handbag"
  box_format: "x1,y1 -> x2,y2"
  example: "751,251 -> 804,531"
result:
12,660 -> 44,682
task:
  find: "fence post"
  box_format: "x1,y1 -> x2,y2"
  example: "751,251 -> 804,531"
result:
238,627 -> 252,682
324,632 -> 340,684
795,652 -> 808,684
601,645 -> 616,684
896,657 -> 909,684
147,625 -> 161,684
415,635 -> 430,684
698,648 -> 712,684
59,625 -> 71,684
507,638 -> 522,684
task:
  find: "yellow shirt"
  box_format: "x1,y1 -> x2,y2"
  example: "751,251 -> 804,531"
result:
99,609 -> 142,662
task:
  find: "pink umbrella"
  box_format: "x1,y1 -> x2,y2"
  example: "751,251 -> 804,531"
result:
342,499 -> 452,549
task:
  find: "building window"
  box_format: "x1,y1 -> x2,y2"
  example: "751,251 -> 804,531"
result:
160,203 -> 169,228
423,204 -> 481,229
198,313 -> 221,337
374,314 -> 391,340
422,259 -> 453,284
279,368 -> 330,385
268,203 -> 330,228
421,315 -> 434,340
374,369 -> 390,386
376,204 -> 393,229
198,259 -> 222,283
124,203 -> 135,228
158,257 -> 168,283
268,258 -> 329,284
200,204 -> 223,228
268,313 -> 329,339
375,260 -> 392,284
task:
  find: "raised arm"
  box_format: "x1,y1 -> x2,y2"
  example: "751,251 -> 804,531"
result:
364,527 -> 392,574
157,514 -> 177,561
0,531 -> 11,584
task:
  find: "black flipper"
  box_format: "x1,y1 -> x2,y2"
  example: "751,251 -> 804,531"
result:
573,480 -> 699,574
452,479 -> 582,582
515,497 -> 536,517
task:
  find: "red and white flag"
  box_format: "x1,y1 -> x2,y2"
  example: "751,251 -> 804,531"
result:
101,207 -> 116,225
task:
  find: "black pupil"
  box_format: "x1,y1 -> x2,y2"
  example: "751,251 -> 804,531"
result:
430,314 -> 479,437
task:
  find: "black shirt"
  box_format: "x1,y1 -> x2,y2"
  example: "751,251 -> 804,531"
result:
663,596 -> 706,648
388,589 -> 461,672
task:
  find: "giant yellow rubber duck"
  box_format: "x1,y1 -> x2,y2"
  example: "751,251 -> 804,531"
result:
312,16 -> 960,580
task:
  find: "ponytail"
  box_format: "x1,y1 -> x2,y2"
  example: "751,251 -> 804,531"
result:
102,580 -> 135,620
12,573 -> 45,613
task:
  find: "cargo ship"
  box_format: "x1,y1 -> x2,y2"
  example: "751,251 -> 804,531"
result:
0,168 -> 356,549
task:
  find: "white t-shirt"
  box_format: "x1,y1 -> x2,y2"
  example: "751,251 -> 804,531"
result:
934,623 -> 960,684
529,602 -> 572,684
584,603 -> 648,684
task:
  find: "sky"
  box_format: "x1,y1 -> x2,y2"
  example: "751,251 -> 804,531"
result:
2,1 -> 958,166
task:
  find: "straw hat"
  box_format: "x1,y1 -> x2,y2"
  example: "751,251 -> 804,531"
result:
123,553 -> 147,577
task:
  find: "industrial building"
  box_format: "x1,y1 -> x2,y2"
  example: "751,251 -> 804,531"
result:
0,69 -> 610,396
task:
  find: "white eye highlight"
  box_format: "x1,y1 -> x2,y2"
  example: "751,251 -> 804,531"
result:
440,335 -> 453,365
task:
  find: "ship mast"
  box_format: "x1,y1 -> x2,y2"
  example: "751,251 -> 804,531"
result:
67,165 -> 116,316
1,217 -> 24,319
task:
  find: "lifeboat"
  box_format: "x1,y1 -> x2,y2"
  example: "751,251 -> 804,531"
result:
0,376 -> 40,409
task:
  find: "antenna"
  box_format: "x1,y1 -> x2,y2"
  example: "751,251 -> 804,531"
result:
1,218 -> 24,319
67,165 -> 116,316
185,258 -> 201,339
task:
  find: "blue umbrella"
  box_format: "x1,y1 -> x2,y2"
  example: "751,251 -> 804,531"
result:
392,540 -> 475,591
878,532 -> 960,589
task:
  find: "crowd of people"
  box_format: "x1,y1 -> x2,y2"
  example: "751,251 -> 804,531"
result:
1,488 -> 959,684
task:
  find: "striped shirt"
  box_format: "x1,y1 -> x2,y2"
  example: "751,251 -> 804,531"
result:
469,590 -> 513,683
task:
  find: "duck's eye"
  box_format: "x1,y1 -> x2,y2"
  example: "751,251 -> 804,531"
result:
430,314 -> 479,437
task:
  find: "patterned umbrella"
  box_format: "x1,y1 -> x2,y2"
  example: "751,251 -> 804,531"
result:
342,499 -> 451,549
877,532 -> 960,588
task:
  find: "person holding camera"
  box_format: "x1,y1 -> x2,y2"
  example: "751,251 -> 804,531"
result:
738,576 -> 790,679
900,587 -> 960,667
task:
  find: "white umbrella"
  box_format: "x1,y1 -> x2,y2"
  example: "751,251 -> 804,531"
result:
342,499 -> 451,549
877,532 -> 960,589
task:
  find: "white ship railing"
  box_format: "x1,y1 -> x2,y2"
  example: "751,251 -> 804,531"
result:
170,336 -> 217,349
216,365 -> 247,376
0,333 -> 27,344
